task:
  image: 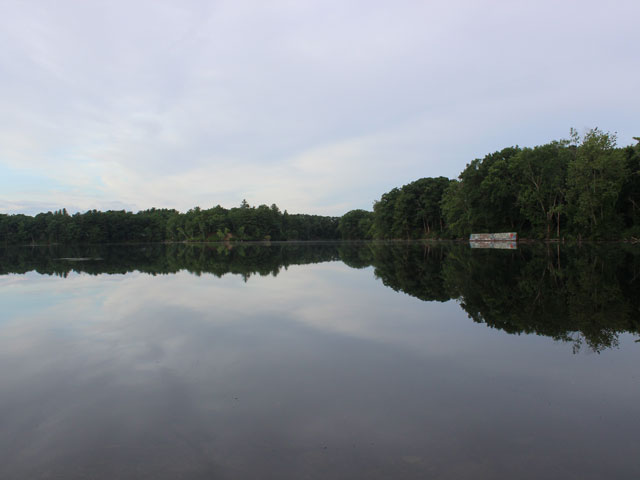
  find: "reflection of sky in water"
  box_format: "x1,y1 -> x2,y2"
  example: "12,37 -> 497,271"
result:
1,263 -> 639,479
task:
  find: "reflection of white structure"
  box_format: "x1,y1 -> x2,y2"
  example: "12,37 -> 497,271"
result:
469,241 -> 517,249
469,232 -> 517,249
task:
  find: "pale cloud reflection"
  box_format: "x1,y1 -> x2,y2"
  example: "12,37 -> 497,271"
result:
0,263 -> 508,372
2,263 -> 640,478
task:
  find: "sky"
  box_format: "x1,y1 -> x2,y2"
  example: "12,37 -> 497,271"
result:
1,0 -> 638,216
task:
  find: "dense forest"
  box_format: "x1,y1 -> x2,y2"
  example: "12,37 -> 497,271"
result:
0,202 -> 340,245
364,128 -> 640,241
1,128 -> 638,244
2,242 -> 639,352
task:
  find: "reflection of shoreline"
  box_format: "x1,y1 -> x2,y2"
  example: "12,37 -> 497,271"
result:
2,242 -> 640,353
469,241 -> 517,249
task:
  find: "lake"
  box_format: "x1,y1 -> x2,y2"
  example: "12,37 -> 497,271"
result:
1,242 -> 639,479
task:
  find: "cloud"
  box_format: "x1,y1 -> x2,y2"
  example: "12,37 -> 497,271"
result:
1,0 -> 639,214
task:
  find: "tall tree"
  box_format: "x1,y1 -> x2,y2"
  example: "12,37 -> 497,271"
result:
567,128 -> 627,238
617,138 -> 640,235
510,141 -> 571,239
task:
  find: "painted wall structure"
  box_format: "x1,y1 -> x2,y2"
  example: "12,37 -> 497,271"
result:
469,232 -> 518,242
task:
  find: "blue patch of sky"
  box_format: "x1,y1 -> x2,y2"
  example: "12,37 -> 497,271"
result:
0,165 -> 65,193
0,156 -> 107,195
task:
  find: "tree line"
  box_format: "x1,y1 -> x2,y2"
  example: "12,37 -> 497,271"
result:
0,201 -> 340,245
1,128 -> 638,244
357,129 -> 639,240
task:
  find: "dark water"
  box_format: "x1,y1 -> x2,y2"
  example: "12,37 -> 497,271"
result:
1,242 -> 639,479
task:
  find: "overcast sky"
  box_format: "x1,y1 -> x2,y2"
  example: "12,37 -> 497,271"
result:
1,0 -> 638,216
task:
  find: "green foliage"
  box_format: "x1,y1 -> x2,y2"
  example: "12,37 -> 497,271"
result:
566,129 -> 628,238
617,139 -> 640,235
440,180 -> 467,237
338,209 -> 373,239
0,203 -> 339,245
399,128 -> 637,240
372,187 -> 401,238
510,141 -> 571,239
441,147 -> 523,236
372,177 -> 451,239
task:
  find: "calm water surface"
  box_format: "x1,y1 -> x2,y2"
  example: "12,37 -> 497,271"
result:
1,242 -> 639,479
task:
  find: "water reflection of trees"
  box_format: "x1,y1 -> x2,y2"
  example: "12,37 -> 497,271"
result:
368,242 -> 640,353
2,242 -> 639,352
0,243 -> 341,280
343,242 -> 640,352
